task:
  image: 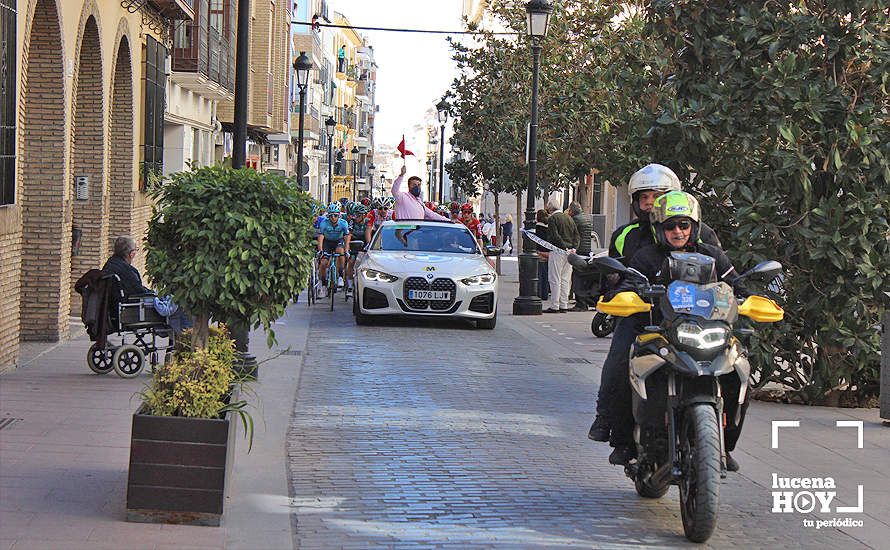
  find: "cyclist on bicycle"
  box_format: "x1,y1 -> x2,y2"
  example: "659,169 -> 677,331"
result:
366,198 -> 393,242
345,202 -> 370,295
317,202 -> 351,297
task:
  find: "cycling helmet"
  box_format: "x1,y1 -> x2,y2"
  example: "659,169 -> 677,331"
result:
345,201 -> 360,216
450,201 -> 460,211
436,205 -> 449,216
650,191 -> 700,249
460,202 -> 473,213
327,202 -> 342,214
354,204 -> 370,216
628,164 -> 682,218
360,197 -> 371,206
383,197 -> 395,209
338,197 -> 349,207
371,198 -> 385,210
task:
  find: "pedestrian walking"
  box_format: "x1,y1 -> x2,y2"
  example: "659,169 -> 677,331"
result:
502,215 -> 514,254
543,202 -> 579,313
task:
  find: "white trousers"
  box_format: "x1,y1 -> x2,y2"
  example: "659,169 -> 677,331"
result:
547,251 -> 572,310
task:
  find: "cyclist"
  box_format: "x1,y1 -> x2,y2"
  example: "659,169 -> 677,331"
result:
316,202 -> 351,297
459,203 -> 482,240
366,198 -> 394,243
346,202 -> 370,295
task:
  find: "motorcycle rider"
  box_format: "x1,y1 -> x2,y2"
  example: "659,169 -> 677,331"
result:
605,191 -> 747,471
589,164 -> 722,445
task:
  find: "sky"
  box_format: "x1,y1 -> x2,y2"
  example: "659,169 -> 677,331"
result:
330,0 -> 465,149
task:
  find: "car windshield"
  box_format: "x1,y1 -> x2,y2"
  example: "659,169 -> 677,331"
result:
372,224 -> 479,255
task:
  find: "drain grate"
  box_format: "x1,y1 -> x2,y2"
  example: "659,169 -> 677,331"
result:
281,350 -> 302,356
0,418 -> 22,431
560,357 -> 591,364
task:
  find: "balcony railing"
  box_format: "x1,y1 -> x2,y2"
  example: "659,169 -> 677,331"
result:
147,0 -> 195,20
171,0 -> 235,93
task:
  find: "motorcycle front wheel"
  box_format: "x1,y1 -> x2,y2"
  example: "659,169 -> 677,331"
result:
679,404 -> 721,543
591,312 -> 614,338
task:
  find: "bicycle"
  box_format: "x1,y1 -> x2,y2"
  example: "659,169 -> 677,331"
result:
318,250 -> 345,311
306,254 -> 317,307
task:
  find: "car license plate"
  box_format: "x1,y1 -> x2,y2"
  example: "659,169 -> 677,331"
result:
408,290 -> 450,300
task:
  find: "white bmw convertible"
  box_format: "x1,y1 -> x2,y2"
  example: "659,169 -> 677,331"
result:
352,220 -> 501,328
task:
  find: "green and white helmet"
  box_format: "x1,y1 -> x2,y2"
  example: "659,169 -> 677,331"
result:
650,191 -> 701,248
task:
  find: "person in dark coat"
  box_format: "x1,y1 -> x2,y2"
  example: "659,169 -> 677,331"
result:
501,215 -> 514,254
102,235 -> 152,298
568,201 -> 595,311
534,209 -> 550,301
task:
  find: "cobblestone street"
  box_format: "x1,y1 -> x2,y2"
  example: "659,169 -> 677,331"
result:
285,297 -> 871,549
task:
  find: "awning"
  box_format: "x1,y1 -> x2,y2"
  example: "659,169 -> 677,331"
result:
267,133 -> 291,145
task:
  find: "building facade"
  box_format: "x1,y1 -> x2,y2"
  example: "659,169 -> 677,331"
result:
0,0 -> 189,372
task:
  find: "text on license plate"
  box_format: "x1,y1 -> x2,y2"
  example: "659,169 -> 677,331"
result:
408,290 -> 450,300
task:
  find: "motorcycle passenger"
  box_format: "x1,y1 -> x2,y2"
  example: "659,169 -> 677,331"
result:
606,191 -> 746,470
589,164 -> 722,444
317,202 -> 351,297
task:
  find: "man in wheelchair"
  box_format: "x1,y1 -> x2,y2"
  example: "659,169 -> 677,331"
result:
75,236 -> 189,378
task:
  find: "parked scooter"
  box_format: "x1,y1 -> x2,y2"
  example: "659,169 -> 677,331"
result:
593,253 -> 783,543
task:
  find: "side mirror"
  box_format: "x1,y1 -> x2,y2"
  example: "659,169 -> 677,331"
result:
738,260 -> 782,282
592,256 -> 628,275
483,245 -> 503,257
349,240 -> 365,254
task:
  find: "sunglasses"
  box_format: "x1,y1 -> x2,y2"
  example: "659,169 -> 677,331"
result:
329,213 -> 340,217
663,219 -> 692,231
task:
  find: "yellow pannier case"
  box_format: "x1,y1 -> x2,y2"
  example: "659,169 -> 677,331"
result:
738,295 -> 784,323
596,291 -> 652,317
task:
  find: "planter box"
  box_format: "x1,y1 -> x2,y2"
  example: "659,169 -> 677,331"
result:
125,392 -> 238,526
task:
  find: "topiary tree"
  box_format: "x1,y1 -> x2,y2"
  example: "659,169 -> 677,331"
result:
647,0 -> 890,403
145,165 -> 315,350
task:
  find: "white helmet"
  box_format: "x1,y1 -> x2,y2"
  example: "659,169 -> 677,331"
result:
627,164 -> 681,197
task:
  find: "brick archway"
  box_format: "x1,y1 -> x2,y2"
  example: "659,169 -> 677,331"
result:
69,15 -> 105,315
108,36 -> 134,244
20,0 -> 68,341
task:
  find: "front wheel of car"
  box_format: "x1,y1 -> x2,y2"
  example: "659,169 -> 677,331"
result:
353,292 -> 372,326
476,311 -> 497,330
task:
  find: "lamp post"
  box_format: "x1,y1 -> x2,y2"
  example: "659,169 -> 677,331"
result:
380,173 -> 386,198
436,98 -> 448,204
325,116 -> 336,204
351,145 -> 359,202
514,0 -> 552,316
293,51 -> 311,193
367,163 -> 375,200
426,158 -> 433,201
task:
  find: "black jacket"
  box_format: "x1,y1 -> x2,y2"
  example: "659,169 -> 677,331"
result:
609,218 -> 721,261
102,255 -> 152,298
571,212 -> 594,257
620,241 -> 739,293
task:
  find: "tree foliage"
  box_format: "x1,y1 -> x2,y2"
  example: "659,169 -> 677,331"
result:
146,166 -> 316,348
647,0 -> 890,402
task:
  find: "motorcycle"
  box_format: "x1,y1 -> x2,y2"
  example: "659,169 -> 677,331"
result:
593,252 -> 783,543
590,311 -> 615,338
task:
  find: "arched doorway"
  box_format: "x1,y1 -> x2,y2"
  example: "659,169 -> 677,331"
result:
108,37 -> 134,244
69,15 -> 105,316
20,0 -> 67,341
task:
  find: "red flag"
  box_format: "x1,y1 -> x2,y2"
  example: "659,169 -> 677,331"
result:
397,135 -> 414,158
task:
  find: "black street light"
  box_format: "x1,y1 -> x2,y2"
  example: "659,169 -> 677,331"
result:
380,173 -> 386,198
351,145 -> 359,202
514,0 -> 552,316
436,98 -> 448,204
426,158 -> 433,201
325,116 -> 336,204
232,0 -> 250,169
293,51 -> 312,193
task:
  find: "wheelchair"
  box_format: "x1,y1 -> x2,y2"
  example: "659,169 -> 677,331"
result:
80,273 -> 176,379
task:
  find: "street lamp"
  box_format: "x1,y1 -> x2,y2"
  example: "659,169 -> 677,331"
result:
426,158 -> 433,201
325,116 -> 336,204
351,145 -> 359,202
436,98 -> 448,204
514,0 -> 552,316
293,51 -> 312,193
380,173 -> 386,198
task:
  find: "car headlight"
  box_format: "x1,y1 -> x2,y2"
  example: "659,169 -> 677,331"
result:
675,322 -> 728,350
461,273 -> 497,286
361,269 -> 398,283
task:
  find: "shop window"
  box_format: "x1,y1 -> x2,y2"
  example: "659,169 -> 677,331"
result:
143,36 -> 167,189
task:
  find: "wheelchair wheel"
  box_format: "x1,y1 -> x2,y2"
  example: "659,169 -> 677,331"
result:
87,343 -> 115,375
112,345 -> 146,378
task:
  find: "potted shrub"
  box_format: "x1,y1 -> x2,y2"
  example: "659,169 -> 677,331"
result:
124,167 -> 315,525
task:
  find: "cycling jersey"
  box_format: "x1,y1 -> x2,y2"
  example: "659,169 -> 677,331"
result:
350,215 -> 370,237
318,217 -> 349,242
461,216 -> 482,239
368,209 -> 393,230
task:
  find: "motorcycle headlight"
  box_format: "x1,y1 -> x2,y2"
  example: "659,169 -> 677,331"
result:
675,322 -> 728,350
461,273 -> 497,286
361,269 -> 398,283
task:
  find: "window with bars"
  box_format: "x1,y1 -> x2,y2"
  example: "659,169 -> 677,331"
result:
143,36 -> 167,189
0,0 -> 16,205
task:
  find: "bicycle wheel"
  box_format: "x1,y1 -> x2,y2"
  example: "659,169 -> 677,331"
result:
329,262 -> 337,311
307,260 -> 315,306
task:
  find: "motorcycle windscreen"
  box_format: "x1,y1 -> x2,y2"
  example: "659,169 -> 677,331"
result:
663,281 -> 738,322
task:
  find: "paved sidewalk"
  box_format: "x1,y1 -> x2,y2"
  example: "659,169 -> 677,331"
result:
0,303 -> 313,550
